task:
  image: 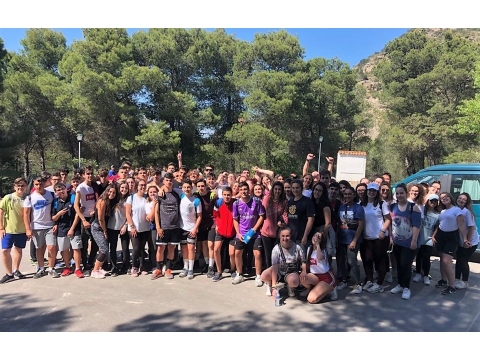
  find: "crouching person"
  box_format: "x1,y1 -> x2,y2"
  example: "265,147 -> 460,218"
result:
299,231 -> 338,303
261,225 -> 304,297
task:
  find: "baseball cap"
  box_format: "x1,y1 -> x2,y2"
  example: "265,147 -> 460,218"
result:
367,183 -> 379,191
427,194 -> 439,201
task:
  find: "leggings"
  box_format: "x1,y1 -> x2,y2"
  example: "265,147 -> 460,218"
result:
362,238 -> 388,285
81,218 -> 99,268
414,245 -> 432,277
455,244 -> 478,282
393,244 -> 415,289
106,228 -> 131,270
90,222 -> 109,262
261,236 -> 277,268
131,231 -> 150,270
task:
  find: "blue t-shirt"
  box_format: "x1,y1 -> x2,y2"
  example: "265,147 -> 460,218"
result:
337,203 -> 365,245
390,203 -> 422,248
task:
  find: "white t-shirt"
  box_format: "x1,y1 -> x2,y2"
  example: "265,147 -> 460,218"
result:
459,208 -> 479,246
363,201 -> 390,239
438,206 -> 463,232
308,248 -> 330,274
107,201 -> 127,230
76,182 -> 96,218
179,194 -> 202,232
23,191 -> 55,230
126,194 -> 150,233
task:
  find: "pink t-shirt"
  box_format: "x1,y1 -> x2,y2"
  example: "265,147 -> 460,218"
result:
260,195 -> 287,238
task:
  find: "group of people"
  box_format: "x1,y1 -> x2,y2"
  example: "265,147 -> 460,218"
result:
0,153 -> 478,304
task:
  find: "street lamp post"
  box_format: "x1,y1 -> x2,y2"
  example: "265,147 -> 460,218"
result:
317,135 -> 324,173
77,133 -> 83,168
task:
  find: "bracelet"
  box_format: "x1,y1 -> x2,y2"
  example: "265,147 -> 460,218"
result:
380,230 -> 386,233
130,224 -> 135,228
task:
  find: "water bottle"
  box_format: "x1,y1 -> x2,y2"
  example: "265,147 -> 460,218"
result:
275,288 -> 281,307
244,228 -> 256,244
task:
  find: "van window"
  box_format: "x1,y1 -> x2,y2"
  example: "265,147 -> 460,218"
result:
404,174 -> 442,187
450,175 -> 480,204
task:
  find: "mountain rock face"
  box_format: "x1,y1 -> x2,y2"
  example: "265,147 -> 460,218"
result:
354,28 -> 480,139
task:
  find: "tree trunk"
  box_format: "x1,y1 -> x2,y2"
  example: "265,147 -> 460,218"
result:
23,144 -> 30,179
38,141 -> 46,171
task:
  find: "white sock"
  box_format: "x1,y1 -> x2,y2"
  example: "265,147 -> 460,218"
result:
48,267 -> 53,271
188,260 -> 194,271
183,260 -> 188,269
256,274 -> 261,279
208,258 -> 214,267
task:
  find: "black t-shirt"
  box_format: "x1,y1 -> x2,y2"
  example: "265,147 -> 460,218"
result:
312,199 -> 330,228
53,194 -> 80,237
197,191 -> 216,231
157,191 -> 180,230
287,196 -> 315,241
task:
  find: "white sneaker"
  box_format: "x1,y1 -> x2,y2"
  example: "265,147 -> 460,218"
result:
412,273 -> 422,283
330,287 -> 338,300
390,284 -> 404,294
455,280 -> 467,290
336,281 -> 348,291
385,272 -> 393,283
266,284 -> 272,296
232,274 -> 244,285
287,286 -> 296,297
351,284 -> 363,294
255,275 -> 263,287
363,281 -> 373,290
423,276 -> 431,286
367,283 -> 385,293
401,288 -> 411,300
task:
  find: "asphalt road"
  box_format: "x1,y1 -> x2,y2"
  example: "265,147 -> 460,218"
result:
1,242 -> 480,332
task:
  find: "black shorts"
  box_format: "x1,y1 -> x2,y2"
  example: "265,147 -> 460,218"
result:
229,238 -> 245,250
436,228 -> 459,256
197,228 -> 216,242
215,233 -> 235,243
156,228 -> 180,245
253,236 -> 263,251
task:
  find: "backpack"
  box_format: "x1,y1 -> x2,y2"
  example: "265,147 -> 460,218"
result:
277,243 -> 300,274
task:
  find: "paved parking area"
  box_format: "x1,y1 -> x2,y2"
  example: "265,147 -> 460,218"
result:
1,244 -> 480,332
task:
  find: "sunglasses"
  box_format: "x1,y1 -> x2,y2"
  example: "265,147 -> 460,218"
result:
381,189 -> 390,193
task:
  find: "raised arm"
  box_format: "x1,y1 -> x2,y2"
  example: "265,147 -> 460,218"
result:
303,154 -> 315,176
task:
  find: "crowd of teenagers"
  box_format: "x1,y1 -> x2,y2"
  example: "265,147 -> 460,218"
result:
0,153 -> 478,304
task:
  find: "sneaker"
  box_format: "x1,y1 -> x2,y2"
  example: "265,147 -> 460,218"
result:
423,276 -> 430,286
126,268 -> 132,275
351,284 -> 363,294
83,269 -> 91,277
187,270 -> 194,279
231,272 -> 237,280
455,280 -> 467,290
390,284 -> 404,294
255,275 -> 263,287
30,258 -> 37,266
110,268 -> 119,277
99,269 -> 108,276
412,273 -> 422,283
0,274 -> 14,284
131,268 -> 139,277
91,270 -> 106,279
140,269 -> 149,276
61,268 -> 72,277
336,281 -> 348,291
232,274 -> 244,285
13,270 -> 26,280
287,286 -> 296,297
330,287 -> 338,300
165,269 -> 174,279
179,268 -> 188,278
212,272 -> 222,282
441,286 -> 456,295
151,269 -> 163,280
74,269 -> 84,278
435,279 -> 447,288
33,269 -> 46,279
207,266 -> 215,278
401,288 -> 411,300
49,269 -> 60,278
367,283 -> 385,293
265,284 -> 272,296
385,272 -> 393,283
362,281 -> 373,291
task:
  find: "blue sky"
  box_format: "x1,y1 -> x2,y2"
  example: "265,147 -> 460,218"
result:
0,28 -> 409,67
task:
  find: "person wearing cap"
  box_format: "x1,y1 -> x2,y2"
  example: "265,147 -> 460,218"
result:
360,182 -> 391,293
412,193 -> 442,286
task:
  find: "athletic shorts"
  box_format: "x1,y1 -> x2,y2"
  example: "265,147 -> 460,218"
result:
56,236 -> 72,251
156,228 -> 180,246
229,238 -> 245,250
1,233 -> 27,250
436,228 -> 459,256
278,272 -> 300,284
32,228 -> 56,248
215,233 -> 235,243
180,230 -> 197,245
253,236 -> 263,251
198,228 -> 216,242
314,270 -> 336,287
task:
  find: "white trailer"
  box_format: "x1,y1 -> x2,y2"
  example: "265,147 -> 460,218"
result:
335,150 -> 367,186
